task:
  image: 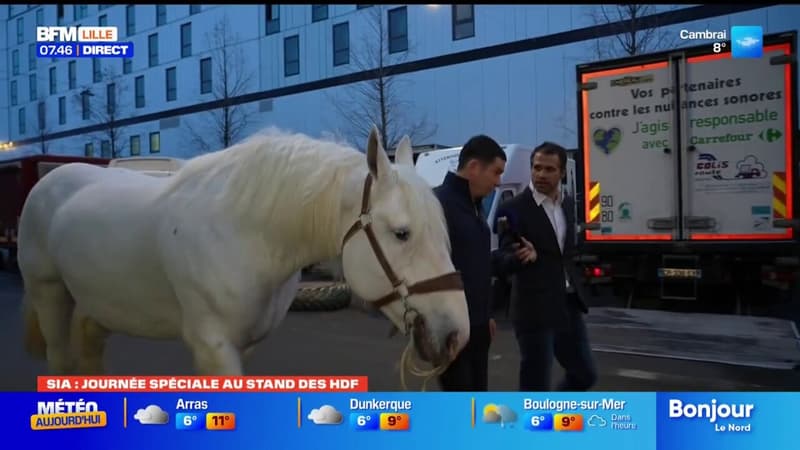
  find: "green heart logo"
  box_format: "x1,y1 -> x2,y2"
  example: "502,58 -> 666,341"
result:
593,127 -> 622,154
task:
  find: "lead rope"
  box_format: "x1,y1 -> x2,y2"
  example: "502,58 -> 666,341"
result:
398,335 -> 450,392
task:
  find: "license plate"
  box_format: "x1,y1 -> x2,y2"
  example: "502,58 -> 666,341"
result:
657,268 -> 702,279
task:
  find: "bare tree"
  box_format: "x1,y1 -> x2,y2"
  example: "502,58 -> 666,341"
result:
554,5 -> 679,140
588,5 -> 679,60
327,5 -> 436,152
72,65 -> 129,157
185,16 -> 255,153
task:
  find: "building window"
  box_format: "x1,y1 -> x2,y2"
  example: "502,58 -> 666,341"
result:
190,5 -> 201,14
10,81 -> 18,107
148,33 -> 159,67
17,18 -> 24,45
29,43 -> 37,71
29,73 -> 37,101
266,5 -> 280,35
101,140 -> 111,157
99,4 -> 110,10
81,91 -> 90,120
12,50 -> 19,76
156,5 -> 166,26
58,96 -> 66,124
19,108 -> 26,135
98,14 -> 107,27
36,8 -> 44,27
49,67 -> 57,95
123,58 -> 132,74
149,132 -> 161,153
57,5 -> 64,25
107,83 -> 116,114
93,58 -> 102,83
126,5 -> 136,36
452,5 -> 475,40
38,101 -> 46,130
69,61 -> 76,89
85,143 -> 94,157
166,67 -> 176,101
135,75 -> 145,108
333,22 -> 349,66
200,57 -> 212,94
388,7 -> 408,54
284,35 -> 299,77
76,5 -> 88,20
181,23 -> 192,57
130,135 -> 141,156
312,5 -> 328,22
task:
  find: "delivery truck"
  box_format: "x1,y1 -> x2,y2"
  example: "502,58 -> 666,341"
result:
574,31 -> 798,312
0,154 -> 110,270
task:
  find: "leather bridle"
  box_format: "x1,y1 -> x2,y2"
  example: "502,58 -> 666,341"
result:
341,174 -> 464,334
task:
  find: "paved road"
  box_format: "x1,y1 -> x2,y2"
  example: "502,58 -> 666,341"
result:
1,272 -> 799,392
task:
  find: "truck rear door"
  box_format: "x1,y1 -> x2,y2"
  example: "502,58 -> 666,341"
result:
681,37 -> 795,241
578,60 -> 677,241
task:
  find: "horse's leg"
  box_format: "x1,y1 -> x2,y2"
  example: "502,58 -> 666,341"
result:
71,313 -> 110,375
182,320 -> 244,376
28,280 -> 76,374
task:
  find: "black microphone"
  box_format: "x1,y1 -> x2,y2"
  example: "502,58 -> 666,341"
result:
496,214 -> 523,244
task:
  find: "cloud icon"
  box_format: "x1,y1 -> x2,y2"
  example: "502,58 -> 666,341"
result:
133,405 -> 169,425
737,37 -> 760,48
736,155 -> 767,179
307,405 -> 343,425
483,403 -> 518,427
589,415 -> 607,427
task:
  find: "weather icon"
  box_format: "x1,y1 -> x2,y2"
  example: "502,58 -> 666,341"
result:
307,405 -> 343,425
737,36 -> 760,48
483,403 -> 518,427
588,415 -> 607,427
134,405 -> 169,425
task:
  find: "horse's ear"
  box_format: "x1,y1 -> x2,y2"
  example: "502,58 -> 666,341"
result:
366,125 -> 392,182
394,135 -> 414,167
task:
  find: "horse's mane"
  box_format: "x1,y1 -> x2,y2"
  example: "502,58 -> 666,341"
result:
158,128 -> 450,265
159,128 -> 364,258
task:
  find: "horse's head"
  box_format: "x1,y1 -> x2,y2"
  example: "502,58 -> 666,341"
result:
341,126 -> 470,369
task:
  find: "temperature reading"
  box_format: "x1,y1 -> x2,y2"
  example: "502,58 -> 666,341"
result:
183,415 -> 198,427
713,42 -> 727,53
205,412 -> 236,431
175,412 -> 205,430
531,415 -> 545,426
350,412 -> 380,431
357,415 -> 371,426
524,412 -> 553,431
379,412 -> 410,431
554,413 -> 584,431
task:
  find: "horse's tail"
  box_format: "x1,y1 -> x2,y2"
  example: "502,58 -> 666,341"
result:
23,296 -> 48,360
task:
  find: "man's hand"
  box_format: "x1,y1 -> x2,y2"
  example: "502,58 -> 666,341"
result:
489,318 -> 496,342
512,236 -> 537,263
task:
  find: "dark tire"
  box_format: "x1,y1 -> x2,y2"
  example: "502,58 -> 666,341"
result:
290,282 -> 351,312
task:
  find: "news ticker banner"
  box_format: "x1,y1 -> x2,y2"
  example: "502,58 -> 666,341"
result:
0,376 -> 794,450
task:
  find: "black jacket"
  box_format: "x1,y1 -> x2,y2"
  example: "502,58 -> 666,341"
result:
434,172 -> 505,326
494,187 -> 589,331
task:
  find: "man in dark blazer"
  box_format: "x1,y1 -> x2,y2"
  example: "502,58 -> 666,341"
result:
494,141 -> 598,392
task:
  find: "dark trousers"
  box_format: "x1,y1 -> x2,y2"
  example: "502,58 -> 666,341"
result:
438,324 -> 491,391
513,296 -> 597,391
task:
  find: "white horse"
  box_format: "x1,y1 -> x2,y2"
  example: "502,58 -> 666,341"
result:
19,126 -> 470,379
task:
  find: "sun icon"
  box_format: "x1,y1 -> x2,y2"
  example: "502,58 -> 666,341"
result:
483,404 -> 499,417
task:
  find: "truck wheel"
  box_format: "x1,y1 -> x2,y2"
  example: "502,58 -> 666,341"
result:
290,282 -> 351,312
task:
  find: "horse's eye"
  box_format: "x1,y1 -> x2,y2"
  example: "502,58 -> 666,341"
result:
393,228 -> 410,242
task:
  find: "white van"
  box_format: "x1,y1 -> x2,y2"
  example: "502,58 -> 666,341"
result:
108,156 -> 186,177
415,144 -> 576,249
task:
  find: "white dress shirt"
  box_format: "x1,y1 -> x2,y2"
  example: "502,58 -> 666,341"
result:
530,182 -> 571,289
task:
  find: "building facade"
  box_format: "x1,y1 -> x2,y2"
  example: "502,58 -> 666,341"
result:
1,4 -> 799,160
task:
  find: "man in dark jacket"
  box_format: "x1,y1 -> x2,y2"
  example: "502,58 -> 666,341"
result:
433,135 -> 534,391
495,141 -> 597,392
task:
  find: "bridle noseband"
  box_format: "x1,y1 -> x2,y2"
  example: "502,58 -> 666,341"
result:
341,174 -> 464,334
